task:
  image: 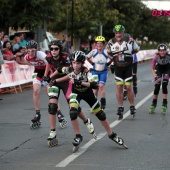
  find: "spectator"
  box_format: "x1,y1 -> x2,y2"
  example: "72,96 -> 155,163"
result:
2,41 -> 16,61
12,35 -> 20,54
15,46 -> 29,65
19,33 -> 27,47
1,34 -> 9,47
0,50 -> 4,100
62,34 -> 71,55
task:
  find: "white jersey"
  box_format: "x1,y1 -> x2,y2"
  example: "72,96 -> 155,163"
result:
86,49 -> 110,71
106,37 -> 139,66
25,51 -> 47,70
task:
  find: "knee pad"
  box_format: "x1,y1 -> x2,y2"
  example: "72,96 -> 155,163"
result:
96,110 -> 106,121
70,107 -> 79,120
48,103 -> 58,115
162,80 -> 168,94
48,86 -> 59,99
154,84 -> 161,95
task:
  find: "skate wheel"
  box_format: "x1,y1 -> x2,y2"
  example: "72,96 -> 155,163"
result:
123,144 -> 128,149
47,139 -> 58,148
92,133 -> 97,140
132,114 -> 135,120
59,119 -> 67,129
72,146 -> 79,153
117,115 -> 123,120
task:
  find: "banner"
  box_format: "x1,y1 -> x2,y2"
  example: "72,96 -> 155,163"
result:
0,61 -> 34,88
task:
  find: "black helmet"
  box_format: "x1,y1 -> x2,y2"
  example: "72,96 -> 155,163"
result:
157,44 -> 167,51
49,39 -> 63,48
70,51 -> 86,63
26,40 -> 38,49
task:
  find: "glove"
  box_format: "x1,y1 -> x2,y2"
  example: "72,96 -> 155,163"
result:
57,67 -> 62,73
110,65 -> 114,74
42,76 -> 51,83
133,86 -> 137,97
74,79 -> 82,86
154,76 -> 161,83
49,80 -> 55,87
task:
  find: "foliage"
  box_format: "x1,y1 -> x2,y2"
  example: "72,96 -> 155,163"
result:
0,0 -> 170,44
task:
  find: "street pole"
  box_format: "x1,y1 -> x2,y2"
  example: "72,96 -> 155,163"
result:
71,0 -> 74,49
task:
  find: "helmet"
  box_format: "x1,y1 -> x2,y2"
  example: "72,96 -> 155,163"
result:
113,25 -> 125,33
124,33 -> 130,38
157,44 -> 167,51
95,36 -> 105,42
26,40 -> 38,49
49,39 -> 62,48
70,51 -> 86,63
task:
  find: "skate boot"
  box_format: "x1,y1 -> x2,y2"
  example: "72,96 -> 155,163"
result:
149,104 -> 156,114
100,98 -> 106,110
108,132 -> 128,149
130,106 -> 136,119
30,113 -> 41,129
117,106 -> 124,120
47,130 -> 58,147
72,134 -> 83,153
57,110 -> 67,128
161,104 -> 167,115
84,118 -> 97,139
123,90 -> 127,100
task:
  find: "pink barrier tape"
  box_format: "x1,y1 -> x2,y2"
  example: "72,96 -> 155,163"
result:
0,61 -> 34,88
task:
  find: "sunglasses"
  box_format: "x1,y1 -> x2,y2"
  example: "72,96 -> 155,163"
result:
50,47 -> 59,51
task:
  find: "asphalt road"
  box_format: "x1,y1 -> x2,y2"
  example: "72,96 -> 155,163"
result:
0,61 -> 170,170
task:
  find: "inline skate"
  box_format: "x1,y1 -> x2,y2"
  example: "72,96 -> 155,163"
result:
47,130 -> 58,147
30,113 -> 41,129
117,106 -> 124,120
84,118 -> 97,139
100,98 -> 106,110
108,132 -> 128,149
72,134 -> 83,153
130,105 -> 136,119
57,110 -> 67,128
149,104 -> 156,114
161,104 -> 167,115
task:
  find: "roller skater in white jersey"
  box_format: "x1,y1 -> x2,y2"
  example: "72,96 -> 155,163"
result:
149,44 -> 170,114
24,40 -> 47,129
86,36 -> 112,110
106,25 -> 139,120
54,51 -> 128,152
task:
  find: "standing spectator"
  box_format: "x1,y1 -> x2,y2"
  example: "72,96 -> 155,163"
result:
106,25 -> 139,120
19,33 -> 27,47
0,50 -> 4,100
15,46 -> 29,65
1,34 -> 9,47
12,35 -> 20,54
2,41 -> 16,61
62,34 -> 71,55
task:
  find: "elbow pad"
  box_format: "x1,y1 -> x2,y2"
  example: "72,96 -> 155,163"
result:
90,82 -> 98,89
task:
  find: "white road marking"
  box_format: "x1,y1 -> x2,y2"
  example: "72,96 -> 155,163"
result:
55,91 -> 153,167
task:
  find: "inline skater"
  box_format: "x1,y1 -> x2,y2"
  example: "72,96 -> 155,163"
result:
149,44 -> 170,114
43,40 -> 68,129
86,36 -> 112,110
54,51 -> 128,152
24,40 -> 47,129
123,33 -> 138,100
106,25 -> 139,120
